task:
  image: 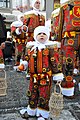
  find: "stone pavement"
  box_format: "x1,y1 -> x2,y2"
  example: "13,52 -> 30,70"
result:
0,69 -> 80,120
0,103 -> 80,120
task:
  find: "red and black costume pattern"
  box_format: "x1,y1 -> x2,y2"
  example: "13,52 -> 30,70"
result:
61,1 -> 80,90
26,47 -> 59,110
51,0 -> 80,97
0,47 -> 4,64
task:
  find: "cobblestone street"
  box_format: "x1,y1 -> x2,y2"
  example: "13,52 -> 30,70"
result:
0,69 -> 80,120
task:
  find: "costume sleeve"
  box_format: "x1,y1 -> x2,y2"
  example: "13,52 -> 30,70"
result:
49,48 -> 61,74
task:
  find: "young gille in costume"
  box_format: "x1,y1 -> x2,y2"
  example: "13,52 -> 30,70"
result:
24,0 -> 45,42
11,14 -> 28,65
20,26 -> 61,120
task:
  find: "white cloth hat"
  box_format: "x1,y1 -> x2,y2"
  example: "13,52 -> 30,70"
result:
28,26 -> 61,51
17,14 -> 24,22
32,0 -> 41,7
34,26 -> 50,41
11,21 -> 23,27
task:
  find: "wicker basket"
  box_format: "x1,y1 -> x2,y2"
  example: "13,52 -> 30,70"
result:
0,70 -> 7,96
0,88 -> 7,96
0,78 -> 7,96
49,82 -> 63,117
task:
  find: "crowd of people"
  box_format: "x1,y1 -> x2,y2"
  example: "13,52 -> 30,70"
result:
0,0 -> 80,120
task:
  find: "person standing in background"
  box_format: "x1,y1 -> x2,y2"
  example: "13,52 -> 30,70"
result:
24,0 -> 45,42
11,14 -> 28,65
0,14 -> 7,45
0,14 -> 7,65
1,32 -> 15,64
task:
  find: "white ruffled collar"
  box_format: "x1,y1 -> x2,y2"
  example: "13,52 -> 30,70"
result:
27,40 -> 60,51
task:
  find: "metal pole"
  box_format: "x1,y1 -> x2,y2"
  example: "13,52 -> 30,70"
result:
9,0 -> 12,9
6,0 -> 8,8
46,0 -> 54,20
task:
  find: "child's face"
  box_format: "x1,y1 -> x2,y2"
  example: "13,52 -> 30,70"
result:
36,33 -> 48,43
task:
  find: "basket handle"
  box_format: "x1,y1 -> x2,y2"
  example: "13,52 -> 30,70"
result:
54,81 -> 62,95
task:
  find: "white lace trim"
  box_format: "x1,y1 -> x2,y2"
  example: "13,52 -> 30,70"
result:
36,108 -> 49,118
27,105 -> 37,116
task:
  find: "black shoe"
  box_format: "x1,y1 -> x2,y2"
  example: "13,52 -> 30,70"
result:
20,111 -> 29,119
20,111 -> 36,119
37,115 -> 48,120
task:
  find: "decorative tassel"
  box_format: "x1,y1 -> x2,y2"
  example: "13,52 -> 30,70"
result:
34,77 -> 37,83
46,75 -> 49,82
